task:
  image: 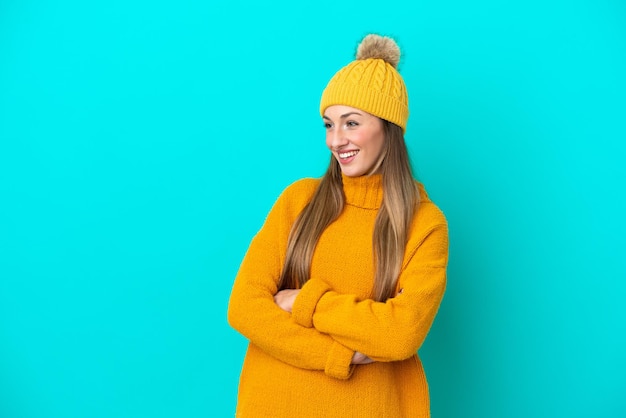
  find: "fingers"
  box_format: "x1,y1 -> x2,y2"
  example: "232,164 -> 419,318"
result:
274,289 -> 300,313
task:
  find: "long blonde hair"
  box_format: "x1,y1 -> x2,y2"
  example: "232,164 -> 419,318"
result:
278,121 -> 419,302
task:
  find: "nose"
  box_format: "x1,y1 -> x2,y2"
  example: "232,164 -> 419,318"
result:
328,127 -> 349,151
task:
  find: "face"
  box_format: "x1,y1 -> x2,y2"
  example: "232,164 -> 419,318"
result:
323,105 -> 386,177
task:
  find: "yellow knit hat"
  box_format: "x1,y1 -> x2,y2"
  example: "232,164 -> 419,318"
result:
320,34 -> 409,132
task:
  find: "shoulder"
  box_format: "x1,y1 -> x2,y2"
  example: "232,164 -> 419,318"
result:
271,177 -> 321,218
256,177 -> 321,236
281,177 -> 320,199
402,181 -> 449,266
411,181 -> 448,235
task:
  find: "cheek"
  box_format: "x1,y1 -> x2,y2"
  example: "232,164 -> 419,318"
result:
364,134 -> 385,161
375,137 -> 385,155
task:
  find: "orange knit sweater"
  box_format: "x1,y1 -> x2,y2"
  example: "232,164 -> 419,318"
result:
228,174 -> 448,417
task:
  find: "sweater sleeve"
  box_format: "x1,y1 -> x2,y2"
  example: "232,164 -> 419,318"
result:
291,210 -> 448,362
227,181 -> 355,379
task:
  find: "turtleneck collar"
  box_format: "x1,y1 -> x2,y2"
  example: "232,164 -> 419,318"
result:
341,173 -> 383,210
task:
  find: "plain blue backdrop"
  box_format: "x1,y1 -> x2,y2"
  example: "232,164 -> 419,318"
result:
1,0 -> 625,417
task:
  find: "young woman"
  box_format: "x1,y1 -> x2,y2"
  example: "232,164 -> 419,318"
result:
228,34 -> 449,417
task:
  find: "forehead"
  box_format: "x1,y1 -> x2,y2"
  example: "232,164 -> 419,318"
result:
323,105 -> 370,119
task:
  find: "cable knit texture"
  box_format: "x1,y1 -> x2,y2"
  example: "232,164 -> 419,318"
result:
320,58 -> 409,132
228,174 -> 448,417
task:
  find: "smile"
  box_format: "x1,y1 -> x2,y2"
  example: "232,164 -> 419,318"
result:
338,150 -> 359,159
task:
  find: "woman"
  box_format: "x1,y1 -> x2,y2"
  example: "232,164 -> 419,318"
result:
228,34 -> 448,417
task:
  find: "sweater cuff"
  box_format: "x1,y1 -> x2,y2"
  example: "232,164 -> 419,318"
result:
292,278 -> 330,328
325,341 -> 355,380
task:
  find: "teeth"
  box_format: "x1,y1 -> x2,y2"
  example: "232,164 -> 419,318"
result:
339,150 -> 359,159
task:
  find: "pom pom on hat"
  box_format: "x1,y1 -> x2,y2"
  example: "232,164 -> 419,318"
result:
356,34 -> 400,69
320,33 -> 409,132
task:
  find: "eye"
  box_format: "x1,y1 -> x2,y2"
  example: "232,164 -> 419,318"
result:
323,122 -> 333,129
346,120 -> 359,127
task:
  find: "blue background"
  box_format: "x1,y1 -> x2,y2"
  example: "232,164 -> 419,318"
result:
1,0 -> 625,417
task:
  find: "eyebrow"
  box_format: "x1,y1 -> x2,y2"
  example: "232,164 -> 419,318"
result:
322,111 -> 363,120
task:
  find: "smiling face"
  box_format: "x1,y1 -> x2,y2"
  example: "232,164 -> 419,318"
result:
323,105 -> 386,177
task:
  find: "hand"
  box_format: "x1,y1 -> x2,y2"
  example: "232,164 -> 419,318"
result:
274,289 -> 300,313
351,351 -> 374,365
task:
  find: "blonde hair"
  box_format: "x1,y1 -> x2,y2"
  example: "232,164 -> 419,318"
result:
278,121 -> 419,302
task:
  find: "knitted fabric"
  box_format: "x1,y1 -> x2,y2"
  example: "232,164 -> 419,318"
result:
228,174 -> 448,417
320,57 -> 409,131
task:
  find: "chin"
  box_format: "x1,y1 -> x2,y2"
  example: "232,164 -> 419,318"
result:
340,168 -> 366,177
